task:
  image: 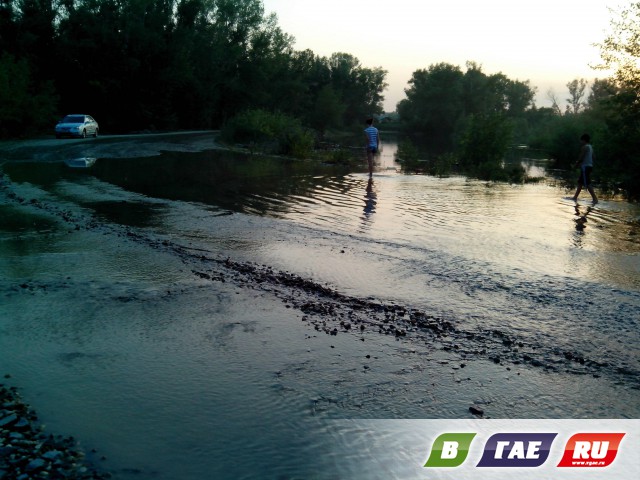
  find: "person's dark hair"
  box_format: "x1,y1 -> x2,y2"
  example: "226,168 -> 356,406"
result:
366,118 -> 374,126
581,133 -> 591,143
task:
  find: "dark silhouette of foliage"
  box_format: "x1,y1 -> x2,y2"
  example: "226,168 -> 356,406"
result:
0,0 -> 387,137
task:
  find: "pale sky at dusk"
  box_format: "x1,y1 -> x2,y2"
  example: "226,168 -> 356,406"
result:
262,0 -> 620,111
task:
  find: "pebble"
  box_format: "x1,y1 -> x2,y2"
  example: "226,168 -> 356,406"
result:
26,458 -> 46,471
0,414 -> 17,428
0,382 -> 109,479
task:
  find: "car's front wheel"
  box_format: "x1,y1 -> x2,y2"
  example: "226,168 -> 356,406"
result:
81,129 -> 86,138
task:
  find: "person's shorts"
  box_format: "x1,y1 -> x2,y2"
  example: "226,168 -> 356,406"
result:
367,146 -> 378,154
578,166 -> 593,186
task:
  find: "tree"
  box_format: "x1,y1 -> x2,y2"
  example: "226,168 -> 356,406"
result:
566,78 -> 588,114
594,2 -> 640,104
461,61 -> 489,116
458,112 -> 513,173
398,62 -> 536,154
546,89 -> 562,116
0,0 -> 17,54
592,2 -> 640,198
0,52 -> 57,136
398,62 -> 464,151
505,79 -> 536,116
1,0 -> 387,137
587,78 -> 618,108
311,85 -> 344,134
326,52 -> 387,125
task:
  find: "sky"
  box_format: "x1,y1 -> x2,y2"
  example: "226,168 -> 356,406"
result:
261,0 -> 620,111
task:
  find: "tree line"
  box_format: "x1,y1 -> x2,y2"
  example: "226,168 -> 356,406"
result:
396,61 -> 536,181
0,0 -> 387,136
2,0 -> 638,198
395,4 -> 639,198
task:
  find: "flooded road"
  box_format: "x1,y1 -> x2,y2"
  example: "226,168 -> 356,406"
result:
1,136 -> 639,479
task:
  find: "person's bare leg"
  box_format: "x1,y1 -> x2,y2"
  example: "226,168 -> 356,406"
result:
588,186 -> 598,204
572,184 -> 582,201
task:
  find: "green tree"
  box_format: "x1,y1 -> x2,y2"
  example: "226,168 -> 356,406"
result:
327,52 -> 387,125
311,85 -> 344,134
461,61 -> 489,116
0,52 -> 57,136
398,62 -> 536,155
0,0 -> 17,54
458,113 -> 513,176
397,62 -> 464,151
505,79 -> 536,116
594,3 -> 640,104
587,78 -> 618,109
592,2 -> 640,198
1,0 -> 387,138
566,78 -> 588,114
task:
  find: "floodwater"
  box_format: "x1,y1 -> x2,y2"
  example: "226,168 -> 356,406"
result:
0,138 -> 639,479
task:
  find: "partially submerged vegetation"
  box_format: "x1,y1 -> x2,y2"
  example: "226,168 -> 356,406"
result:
220,109 -> 315,159
393,4 -> 640,198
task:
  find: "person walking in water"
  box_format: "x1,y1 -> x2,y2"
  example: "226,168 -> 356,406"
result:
364,118 -> 380,176
571,133 -> 598,205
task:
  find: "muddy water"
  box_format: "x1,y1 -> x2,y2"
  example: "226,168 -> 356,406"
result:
0,140 -> 639,479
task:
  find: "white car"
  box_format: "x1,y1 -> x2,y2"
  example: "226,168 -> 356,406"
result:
55,114 -> 99,138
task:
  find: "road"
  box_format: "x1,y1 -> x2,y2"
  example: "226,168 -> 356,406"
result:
0,131 -> 220,164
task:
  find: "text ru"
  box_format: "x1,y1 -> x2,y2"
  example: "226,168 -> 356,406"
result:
572,441 -> 610,459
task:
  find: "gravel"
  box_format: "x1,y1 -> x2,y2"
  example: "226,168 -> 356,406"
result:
0,380 -> 109,480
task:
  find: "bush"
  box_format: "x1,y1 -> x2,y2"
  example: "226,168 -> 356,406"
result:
316,148 -> 359,166
395,139 -> 420,170
221,109 -> 314,158
0,53 -> 58,138
426,153 -> 457,177
458,113 -> 513,169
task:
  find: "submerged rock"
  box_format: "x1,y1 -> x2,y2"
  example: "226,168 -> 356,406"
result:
469,405 -> 484,416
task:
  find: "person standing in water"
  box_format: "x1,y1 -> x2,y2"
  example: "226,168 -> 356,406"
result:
571,133 -> 598,205
364,118 -> 380,176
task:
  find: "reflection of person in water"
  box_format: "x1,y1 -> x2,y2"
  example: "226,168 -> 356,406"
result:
574,205 -> 593,231
363,177 -> 377,216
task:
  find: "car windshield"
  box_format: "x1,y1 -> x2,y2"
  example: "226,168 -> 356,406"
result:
62,116 -> 85,123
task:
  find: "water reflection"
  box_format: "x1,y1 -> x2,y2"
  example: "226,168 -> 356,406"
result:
571,204 -> 595,249
363,178 -> 377,216
574,205 -> 593,231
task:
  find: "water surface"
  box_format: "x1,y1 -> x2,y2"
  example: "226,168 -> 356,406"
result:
1,140 -> 638,479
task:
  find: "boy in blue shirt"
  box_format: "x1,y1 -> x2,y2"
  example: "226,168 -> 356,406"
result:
364,118 -> 380,176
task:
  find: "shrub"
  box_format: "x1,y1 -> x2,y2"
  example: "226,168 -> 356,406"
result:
221,109 -> 314,158
395,139 -> 420,169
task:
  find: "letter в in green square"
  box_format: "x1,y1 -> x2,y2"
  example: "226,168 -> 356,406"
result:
424,433 -> 477,467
